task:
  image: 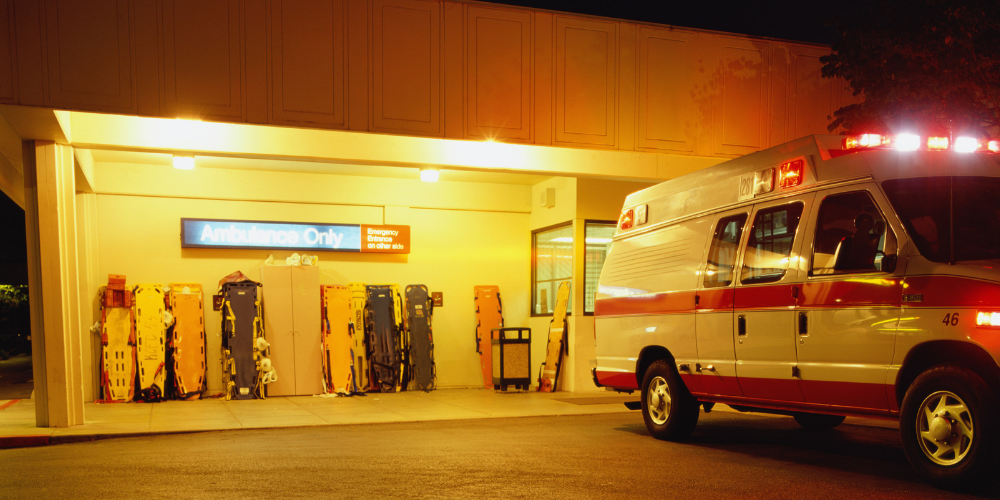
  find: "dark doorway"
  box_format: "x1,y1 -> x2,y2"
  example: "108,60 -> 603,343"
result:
0,191 -> 31,400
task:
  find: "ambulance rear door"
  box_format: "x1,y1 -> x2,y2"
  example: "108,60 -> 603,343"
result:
733,193 -> 815,402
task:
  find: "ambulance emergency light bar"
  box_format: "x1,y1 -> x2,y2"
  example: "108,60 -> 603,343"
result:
181,218 -> 410,253
843,133 -> 1000,154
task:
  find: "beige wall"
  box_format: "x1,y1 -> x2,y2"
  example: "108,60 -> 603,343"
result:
81,163 -> 531,395
2,0 -> 852,160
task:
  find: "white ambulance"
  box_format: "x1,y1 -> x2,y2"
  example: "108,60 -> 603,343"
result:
593,133 -> 1000,487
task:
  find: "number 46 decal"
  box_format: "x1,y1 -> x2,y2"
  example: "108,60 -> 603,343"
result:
942,313 -> 960,326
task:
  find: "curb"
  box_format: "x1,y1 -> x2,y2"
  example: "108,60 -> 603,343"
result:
0,409 -> 638,450
0,435 -> 50,449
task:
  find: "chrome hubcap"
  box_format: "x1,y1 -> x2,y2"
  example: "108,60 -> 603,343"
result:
917,390 -> 973,466
647,376 -> 671,425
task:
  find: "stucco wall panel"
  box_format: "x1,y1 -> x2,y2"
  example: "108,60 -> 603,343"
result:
465,5 -> 531,142
789,44 -> 836,140
7,1 -> 849,160
713,36 -> 770,156
637,27 -> 698,153
371,0 -> 441,135
41,0 -> 134,113
161,0 -> 244,121
554,16 -> 616,148
0,1 -> 16,105
269,0 -> 347,129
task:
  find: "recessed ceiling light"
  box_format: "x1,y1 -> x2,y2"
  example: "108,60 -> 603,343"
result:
420,168 -> 439,182
173,155 -> 195,170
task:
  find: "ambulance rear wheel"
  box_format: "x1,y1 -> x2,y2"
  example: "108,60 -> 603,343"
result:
900,365 -> 1000,489
640,360 -> 699,441
793,413 -> 845,431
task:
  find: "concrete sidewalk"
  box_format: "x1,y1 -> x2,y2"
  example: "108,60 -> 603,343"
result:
0,389 -> 641,448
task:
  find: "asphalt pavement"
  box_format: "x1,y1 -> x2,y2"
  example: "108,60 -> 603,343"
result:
1,410 -> 994,499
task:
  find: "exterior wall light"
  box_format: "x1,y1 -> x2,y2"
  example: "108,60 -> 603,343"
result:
420,168 -> 439,182
173,155 -> 195,170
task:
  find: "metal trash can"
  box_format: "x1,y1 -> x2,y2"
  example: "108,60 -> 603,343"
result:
491,327 -> 531,391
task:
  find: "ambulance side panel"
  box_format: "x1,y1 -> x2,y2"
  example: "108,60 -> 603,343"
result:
594,216 -> 712,390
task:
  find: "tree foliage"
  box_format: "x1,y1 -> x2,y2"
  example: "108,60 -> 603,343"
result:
822,0 -> 1000,137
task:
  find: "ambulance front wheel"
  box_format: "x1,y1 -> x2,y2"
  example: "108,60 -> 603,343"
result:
640,360 -> 699,441
900,365 -> 1000,489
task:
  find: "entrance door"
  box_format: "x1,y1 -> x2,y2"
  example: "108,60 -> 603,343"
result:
795,186 -> 903,410
733,194 -> 814,402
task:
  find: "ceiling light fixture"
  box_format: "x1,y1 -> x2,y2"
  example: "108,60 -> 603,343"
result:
172,155 -> 195,170
420,167 -> 439,182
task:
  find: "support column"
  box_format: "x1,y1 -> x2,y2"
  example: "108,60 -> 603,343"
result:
24,140 -> 84,427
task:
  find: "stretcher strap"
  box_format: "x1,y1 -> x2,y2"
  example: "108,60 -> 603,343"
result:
224,301 -> 236,337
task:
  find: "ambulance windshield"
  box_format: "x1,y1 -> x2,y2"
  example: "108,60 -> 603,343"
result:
882,176 -> 1000,263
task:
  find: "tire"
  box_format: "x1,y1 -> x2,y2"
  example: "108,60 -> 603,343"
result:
900,365 -> 1000,489
640,359 -> 699,441
793,412 -> 845,431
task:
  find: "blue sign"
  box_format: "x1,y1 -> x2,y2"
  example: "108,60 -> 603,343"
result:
182,219 -> 363,251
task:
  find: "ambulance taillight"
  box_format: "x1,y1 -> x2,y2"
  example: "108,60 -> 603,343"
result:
778,160 -> 804,188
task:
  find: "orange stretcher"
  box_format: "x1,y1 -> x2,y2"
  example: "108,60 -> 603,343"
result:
322,285 -> 355,395
474,286 -> 503,388
134,284 -> 168,402
168,283 -> 207,400
99,274 -> 135,402
538,281 -> 571,393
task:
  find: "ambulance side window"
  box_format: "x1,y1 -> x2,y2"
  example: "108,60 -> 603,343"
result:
704,214 -> 748,288
812,191 -> 894,275
740,203 -> 804,285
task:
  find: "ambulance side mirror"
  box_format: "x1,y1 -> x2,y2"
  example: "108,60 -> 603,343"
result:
876,253 -> 896,273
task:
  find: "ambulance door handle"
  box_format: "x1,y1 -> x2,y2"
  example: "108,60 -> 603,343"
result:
737,315 -> 746,336
798,313 -> 808,335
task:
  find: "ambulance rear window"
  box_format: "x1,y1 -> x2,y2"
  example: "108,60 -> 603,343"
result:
883,176 -> 1000,263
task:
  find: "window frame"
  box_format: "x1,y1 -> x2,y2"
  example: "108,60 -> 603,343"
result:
808,189 -> 897,277
531,221 -> 574,318
738,201 -> 806,286
582,219 -> 617,316
703,212 -> 750,289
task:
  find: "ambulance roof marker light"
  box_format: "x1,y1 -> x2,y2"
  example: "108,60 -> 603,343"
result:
927,136 -> 950,151
895,133 -> 921,151
619,208 -> 634,230
778,159 -> 804,189
954,136 -> 981,153
989,140 -> 1000,153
